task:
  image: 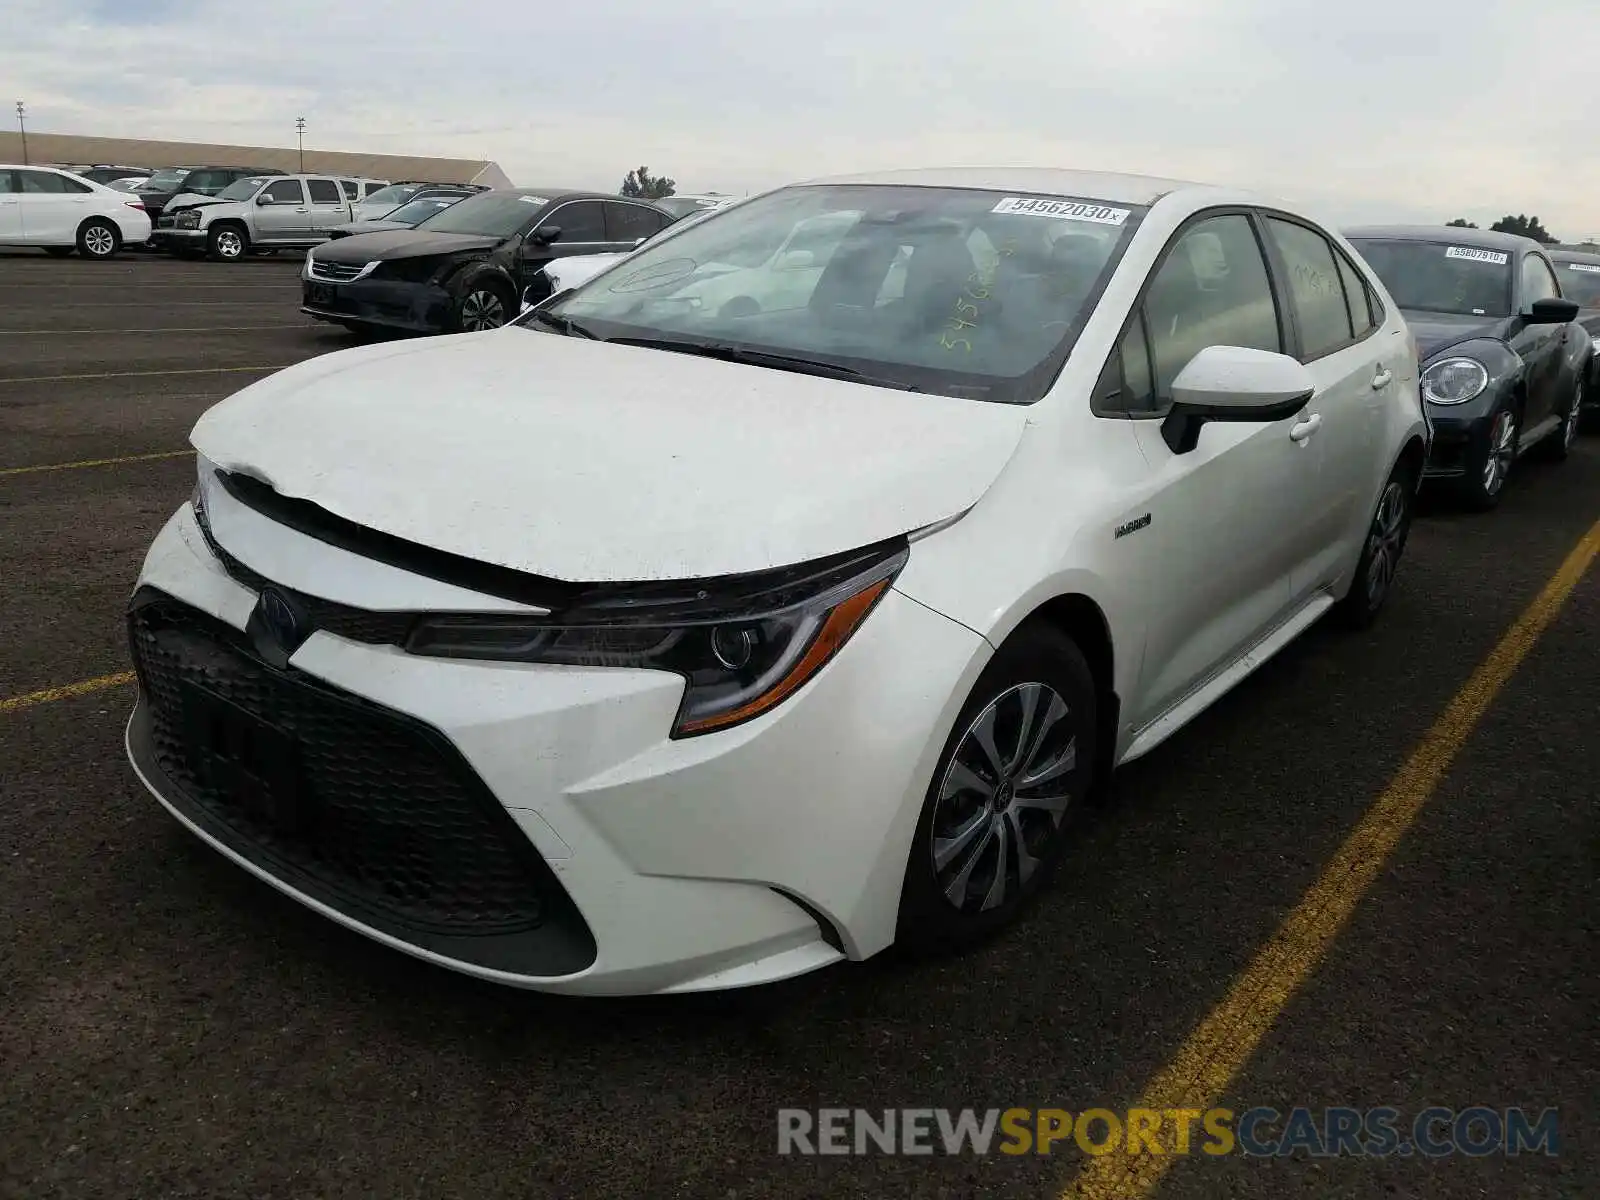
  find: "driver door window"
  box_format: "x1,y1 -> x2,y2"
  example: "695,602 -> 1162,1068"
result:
1521,254 -> 1560,305
1100,213 -> 1283,415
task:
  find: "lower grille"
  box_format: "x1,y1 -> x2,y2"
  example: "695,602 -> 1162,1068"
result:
128,593 -> 553,938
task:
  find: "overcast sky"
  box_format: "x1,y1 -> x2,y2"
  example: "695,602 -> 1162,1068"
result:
8,0 -> 1600,239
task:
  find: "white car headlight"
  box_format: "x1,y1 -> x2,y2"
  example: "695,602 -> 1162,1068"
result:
1420,357 -> 1489,405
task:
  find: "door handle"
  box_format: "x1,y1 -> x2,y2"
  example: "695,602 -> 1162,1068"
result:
1371,368 -> 1392,390
1289,413 -> 1322,442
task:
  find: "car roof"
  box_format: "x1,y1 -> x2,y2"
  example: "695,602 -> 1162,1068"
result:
793,166 -> 1219,207
1344,224 -> 1542,253
1547,245 -> 1600,265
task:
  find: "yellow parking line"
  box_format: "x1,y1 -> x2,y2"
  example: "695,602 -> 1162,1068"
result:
0,450 -> 192,477
0,365 -> 294,385
1060,513 -> 1600,1200
0,671 -> 136,715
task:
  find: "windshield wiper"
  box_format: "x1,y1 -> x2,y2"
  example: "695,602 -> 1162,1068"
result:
527,310 -> 600,339
600,336 -> 921,391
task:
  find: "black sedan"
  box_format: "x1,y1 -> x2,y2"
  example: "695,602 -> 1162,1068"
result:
1547,245 -> 1600,426
301,188 -> 676,336
1345,225 -> 1588,509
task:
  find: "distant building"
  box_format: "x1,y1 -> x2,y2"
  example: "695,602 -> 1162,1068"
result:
0,131 -> 511,188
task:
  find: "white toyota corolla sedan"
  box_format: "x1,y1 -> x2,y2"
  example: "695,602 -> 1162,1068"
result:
124,168 -> 1428,995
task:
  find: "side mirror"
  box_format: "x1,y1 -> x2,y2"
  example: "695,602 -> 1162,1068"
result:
1161,345 -> 1316,455
256,194 -> 274,206
529,224 -> 563,246
1524,296 -> 1580,324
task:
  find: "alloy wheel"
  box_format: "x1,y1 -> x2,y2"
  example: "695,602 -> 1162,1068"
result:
1483,409 -> 1516,496
459,289 -> 506,332
930,682 -> 1078,914
83,224 -> 116,258
1564,381 -> 1584,449
1364,479 -> 1409,608
214,229 -> 243,259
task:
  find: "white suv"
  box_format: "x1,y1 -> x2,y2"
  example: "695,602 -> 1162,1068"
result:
0,165 -> 152,258
126,168 -> 1426,995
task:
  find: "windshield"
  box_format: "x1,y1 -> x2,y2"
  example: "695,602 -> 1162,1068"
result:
1347,238 -> 1512,317
533,184 -> 1142,403
361,183 -> 422,211
144,168 -> 190,190
215,177 -> 268,201
1553,260 -> 1600,307
384,196 -> 464,225
414,191 -> 545,238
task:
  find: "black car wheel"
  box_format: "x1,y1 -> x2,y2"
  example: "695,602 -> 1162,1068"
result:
1537,378 -> 1583,461
1458,405 -> 1518,511
896,622 -> 1097,955
1335,460 -> 1415,629
453,283 -> 512,333
76,219 -> 120,260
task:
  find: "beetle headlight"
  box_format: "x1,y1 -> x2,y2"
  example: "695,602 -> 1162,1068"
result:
1421,357 -> 1489,405
406,542 -> 907,737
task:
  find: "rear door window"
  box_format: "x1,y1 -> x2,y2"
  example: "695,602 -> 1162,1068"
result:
306,179 -> 343,204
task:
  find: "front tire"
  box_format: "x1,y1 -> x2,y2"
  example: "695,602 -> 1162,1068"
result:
77,219 -> 120,260
1457,405 -> 1518,511
207,224 -> 249,262
896,623 -> 1098,955
452,281 -> 513,333
1335,460 -> 1415,629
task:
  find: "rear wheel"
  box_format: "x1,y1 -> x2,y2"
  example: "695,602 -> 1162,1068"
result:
1537,377 -> 1583,462
77,219 -> 120,260
896,624 -> 1097,955
1334,459 -> 1415,629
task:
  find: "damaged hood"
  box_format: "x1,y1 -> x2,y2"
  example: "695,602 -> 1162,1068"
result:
188,330 -> 1030,583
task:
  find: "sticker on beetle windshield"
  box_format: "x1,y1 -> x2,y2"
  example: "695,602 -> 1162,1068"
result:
1564,263 -> 1600,274
518,195 -> 547,205
990,196 -> 1131,225
1445,246 -> 1509,265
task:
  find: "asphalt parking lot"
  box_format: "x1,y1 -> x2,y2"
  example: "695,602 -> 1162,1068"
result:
2,248 -> 1595,1200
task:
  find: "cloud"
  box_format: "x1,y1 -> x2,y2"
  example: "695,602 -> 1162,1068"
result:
5,0 -> 1598,237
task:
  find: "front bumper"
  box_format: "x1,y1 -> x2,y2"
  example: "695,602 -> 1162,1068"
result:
1420,402 -> 1495,480
123,503 -> 988,994
151,227 -> 207,251
300,276 -> 454,334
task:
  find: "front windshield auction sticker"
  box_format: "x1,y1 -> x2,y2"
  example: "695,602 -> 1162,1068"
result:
1564,263 -> 1600,274
518,196 -> 548,205
991,197 -> 1131,225
1445,246 -> 1509,265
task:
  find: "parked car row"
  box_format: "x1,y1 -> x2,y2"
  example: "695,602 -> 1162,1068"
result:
125,166 -> 1596,996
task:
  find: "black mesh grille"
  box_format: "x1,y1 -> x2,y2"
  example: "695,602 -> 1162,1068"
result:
128,595 -> 551,937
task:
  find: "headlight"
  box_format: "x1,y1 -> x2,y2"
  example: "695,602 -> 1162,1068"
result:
175,210 -> 201,228
406,542 -> 908,737
1421,357 -> 1488,405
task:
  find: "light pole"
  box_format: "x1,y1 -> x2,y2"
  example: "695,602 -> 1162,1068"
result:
295,116 -> 306,171
15,101 -> 27,165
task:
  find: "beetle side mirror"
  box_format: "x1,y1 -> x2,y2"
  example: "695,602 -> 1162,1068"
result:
529,225 -> 563,246
1524,297 -> 1580,324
